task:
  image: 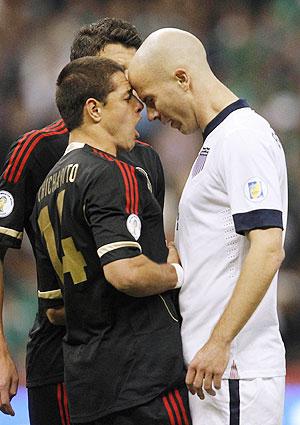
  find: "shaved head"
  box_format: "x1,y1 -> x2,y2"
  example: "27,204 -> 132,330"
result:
128,28 -> 237,134
129,28 -> 209,87
128,28 -> 213,134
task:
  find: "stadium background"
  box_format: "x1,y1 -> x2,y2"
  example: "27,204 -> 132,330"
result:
0,0 -> 299,423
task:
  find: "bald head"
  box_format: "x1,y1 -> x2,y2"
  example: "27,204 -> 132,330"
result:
129,28 -> 209,83
128,28 -> 236,134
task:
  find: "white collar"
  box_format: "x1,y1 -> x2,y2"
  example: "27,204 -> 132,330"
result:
63,142 -> 85,156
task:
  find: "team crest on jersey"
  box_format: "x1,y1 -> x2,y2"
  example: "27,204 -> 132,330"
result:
136,167 -> 153,193
0,191 -> 14,217
192,147 -> 210,177
244,178 -> 267,202
127,214 -> 141,240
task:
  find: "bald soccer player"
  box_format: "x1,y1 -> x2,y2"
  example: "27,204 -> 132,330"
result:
129,28 -> 287,425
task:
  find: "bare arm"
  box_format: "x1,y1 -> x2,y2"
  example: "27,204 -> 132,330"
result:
103,242 -> 181,297
186,227 -> 284,398
0,247 -> 18,416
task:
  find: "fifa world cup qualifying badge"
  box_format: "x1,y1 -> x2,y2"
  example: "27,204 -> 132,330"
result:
244,177 -> 268,202
127,213 -> 141,240
0,191 -> 14,217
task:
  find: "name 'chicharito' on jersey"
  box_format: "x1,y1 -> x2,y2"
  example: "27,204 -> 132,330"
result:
33,142 -> 186,423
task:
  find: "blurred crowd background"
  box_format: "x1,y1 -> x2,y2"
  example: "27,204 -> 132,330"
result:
0,0 -> 300,388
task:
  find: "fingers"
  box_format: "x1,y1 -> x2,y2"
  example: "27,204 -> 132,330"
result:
185,365 -> 196,395
186,366 -> 206,398
0,389 -> 15,416
186,366 -> 221,400
10,374 -> 19,400
213,373 -> 222,391
203,372 -> 216,397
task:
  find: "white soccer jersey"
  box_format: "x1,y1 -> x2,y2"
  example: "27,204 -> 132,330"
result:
175,99 -> 287,379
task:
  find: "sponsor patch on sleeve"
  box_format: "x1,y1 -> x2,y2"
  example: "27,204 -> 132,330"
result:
126,213 -> 141,240
0,191 -> 14,217
244,178 -> 267,202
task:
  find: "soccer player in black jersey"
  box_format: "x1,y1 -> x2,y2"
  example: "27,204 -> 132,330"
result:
0,18 -> 166,424
34,56 -> 190,425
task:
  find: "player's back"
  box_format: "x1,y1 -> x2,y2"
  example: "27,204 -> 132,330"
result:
34,143 -> 185,421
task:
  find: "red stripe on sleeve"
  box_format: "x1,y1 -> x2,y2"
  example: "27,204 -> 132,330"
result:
130,165 -> 139,215
115,160 -> 131,214
3,130 -> 36,180
162,395 -> 176,425
63,383 -> 71,425
4,120 -> 63,181
57,383 -> 66,425
175,389 -> 189,425
123,163 -> 135,214
13,126 -> 68,183
168,392 -> 182,425
8,121 -> 66,183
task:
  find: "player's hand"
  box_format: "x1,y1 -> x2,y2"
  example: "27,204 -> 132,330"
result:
167,241 -> 180,264
185,336 -> 230,399
0,348 -> 18,415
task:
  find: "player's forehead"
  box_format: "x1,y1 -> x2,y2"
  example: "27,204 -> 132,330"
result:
98,43 -> 136,69
129,68 -> 155,100
111,71 -> 132,94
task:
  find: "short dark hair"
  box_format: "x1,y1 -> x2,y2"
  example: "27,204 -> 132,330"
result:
70,17 -> 142,61
56,57 -> 124,131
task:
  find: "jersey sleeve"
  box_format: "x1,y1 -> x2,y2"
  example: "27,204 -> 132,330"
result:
84,161 -> 147,266
0,144 -> 29,249
221,128 -> 284,235
153,150 -> 165,211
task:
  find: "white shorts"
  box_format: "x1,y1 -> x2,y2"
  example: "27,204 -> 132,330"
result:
188,377 -> 285,425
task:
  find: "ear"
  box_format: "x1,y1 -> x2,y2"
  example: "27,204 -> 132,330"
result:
174,69 -> 191,92
85,98 -> 102,123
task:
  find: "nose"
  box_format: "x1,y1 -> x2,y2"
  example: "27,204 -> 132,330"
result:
147,107 -> 159,121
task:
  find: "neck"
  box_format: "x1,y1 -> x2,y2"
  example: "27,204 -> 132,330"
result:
69,124 -> 117,156
194,76 -> 239,132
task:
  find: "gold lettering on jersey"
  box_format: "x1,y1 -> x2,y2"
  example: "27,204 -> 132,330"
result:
56,190 -> 65,224
62,238 -> 87,284
38,163 -> 79,202
37,189 -> 87,286
38,205 -> 64,283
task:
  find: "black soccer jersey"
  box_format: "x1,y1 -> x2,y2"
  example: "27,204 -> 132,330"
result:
0,120 -> 68,388
34,143 -> 185,423
0,119 -> 166,389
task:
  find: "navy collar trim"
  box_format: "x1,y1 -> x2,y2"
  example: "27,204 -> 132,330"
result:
202,99 -> 250,141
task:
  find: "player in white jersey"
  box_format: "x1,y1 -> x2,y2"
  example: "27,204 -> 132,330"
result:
129,28 -> 287,425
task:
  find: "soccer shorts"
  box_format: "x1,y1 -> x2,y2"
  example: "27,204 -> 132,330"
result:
72,385 -> 191,425
188,377 -> 285,425
28,382 -> 70,425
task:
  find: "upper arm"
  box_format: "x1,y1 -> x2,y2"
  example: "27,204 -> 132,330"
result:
0,139 -> 31,250
154,151 -> 165,211
85,161 -> 146,269
221,126 -> 286,236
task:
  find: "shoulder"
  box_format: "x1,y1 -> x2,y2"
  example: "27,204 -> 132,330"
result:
122,140 -> 162,165
2,120 -> 68,184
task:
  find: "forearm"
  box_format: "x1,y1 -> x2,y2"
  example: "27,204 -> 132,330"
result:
104,254 -> 179,297
211,230 -> 284,344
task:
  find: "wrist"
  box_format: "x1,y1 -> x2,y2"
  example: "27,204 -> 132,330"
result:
210,330 -> 232,346
171,263 -> 184,289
